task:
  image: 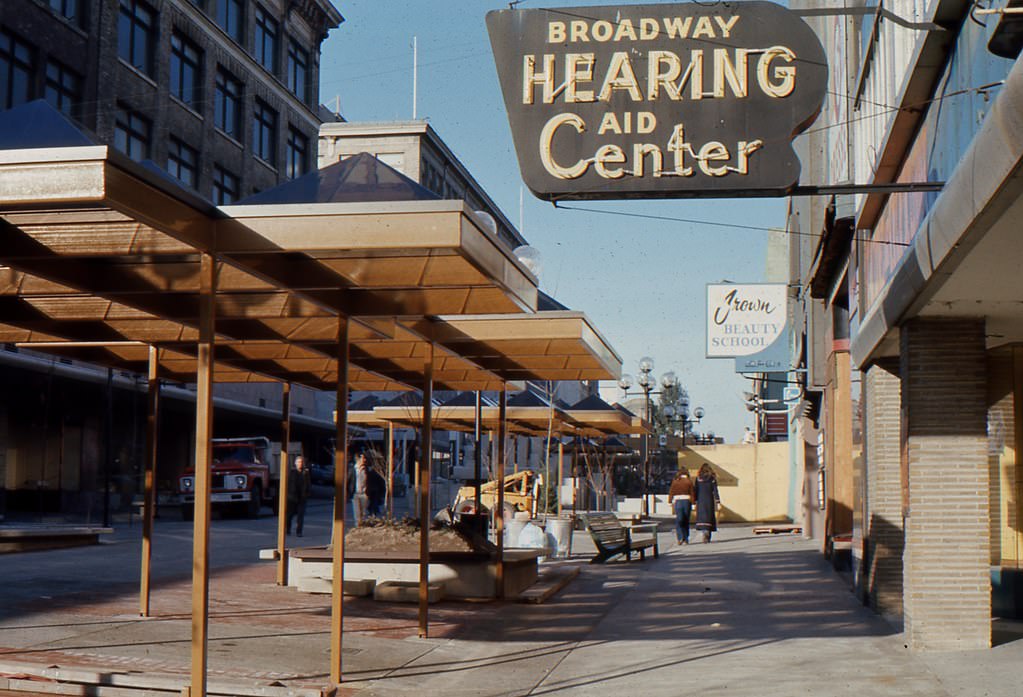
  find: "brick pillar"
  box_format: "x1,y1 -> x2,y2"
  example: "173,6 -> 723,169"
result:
901,318 -> 990,651
863,358 -> 903,619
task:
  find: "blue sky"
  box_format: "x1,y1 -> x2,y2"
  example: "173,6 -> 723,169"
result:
319,1 -> 787,441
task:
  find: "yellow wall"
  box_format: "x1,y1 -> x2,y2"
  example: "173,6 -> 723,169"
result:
677,441 -> 791,523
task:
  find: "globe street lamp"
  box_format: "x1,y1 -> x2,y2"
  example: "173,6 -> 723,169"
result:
664,403 -> 706,445
619,358 -> 680,516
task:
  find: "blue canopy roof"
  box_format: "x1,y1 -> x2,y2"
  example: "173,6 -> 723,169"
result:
237,152 -> 440,205
0,100 -> 95,150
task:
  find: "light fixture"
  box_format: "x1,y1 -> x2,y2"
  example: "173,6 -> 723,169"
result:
513,245 -> 542,279
618,373 -> 633,391
660,371 -> 677,389
638,356 -> 655,374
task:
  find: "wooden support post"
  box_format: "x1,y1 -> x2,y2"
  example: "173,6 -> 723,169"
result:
557,440 -> 564,517
329,315 -> 350,685
276,383 -> 292,586
190,253 -> 215,697
387,422 -> 395,519
139,345 -> 160,617
473,391 -> 482,511
418,344 -> 434,638
496,387 -> 507,598
572,437 -> 579,514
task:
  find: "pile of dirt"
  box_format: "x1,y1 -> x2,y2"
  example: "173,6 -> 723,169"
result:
345,517 -> 495,554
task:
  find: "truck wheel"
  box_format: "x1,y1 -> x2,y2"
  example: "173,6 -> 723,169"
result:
181,505 -> 194,521
246,482 -> 262,518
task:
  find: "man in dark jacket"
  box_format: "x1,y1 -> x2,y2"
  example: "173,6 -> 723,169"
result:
287,455 -> 311,536
366,462 -> 386,517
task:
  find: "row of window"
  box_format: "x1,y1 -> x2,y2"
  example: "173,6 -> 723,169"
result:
121,0 -> 310,104
114,104 -> 236,203
4,22 -> 309,188
1,28 -> 82,117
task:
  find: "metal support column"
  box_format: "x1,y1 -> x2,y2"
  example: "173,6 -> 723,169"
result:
329,315 -> 350,685
418,344 -> 434,638
189,253 -> 216,697
496,387 -> 507,598
276,382 -> 292,586
139,345 -> 160,617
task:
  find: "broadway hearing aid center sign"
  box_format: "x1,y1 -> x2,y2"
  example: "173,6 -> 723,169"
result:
707,283 -> 789,372
487,2 -> 827,200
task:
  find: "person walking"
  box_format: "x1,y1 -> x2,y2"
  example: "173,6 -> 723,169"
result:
347,451 -> 370,526
366,456 -> 387,517
286,455 -> 311,537
693,463 -> 721,543
667,467 -> 695,545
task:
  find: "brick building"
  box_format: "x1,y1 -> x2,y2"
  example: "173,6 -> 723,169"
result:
788,0 -> 1023,650
0,0 -> 342,199
0,0 -> 343,519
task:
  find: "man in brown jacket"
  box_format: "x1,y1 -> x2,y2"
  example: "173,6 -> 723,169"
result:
668,468 -> 695,545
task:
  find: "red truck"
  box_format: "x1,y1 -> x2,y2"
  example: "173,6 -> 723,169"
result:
179,437 -> 293,520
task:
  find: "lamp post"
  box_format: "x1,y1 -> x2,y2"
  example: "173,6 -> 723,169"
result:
619,357 -> 680,517
664,403 -> 706,445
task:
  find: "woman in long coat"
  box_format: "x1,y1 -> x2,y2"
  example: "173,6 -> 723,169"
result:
693,463 -> 721,543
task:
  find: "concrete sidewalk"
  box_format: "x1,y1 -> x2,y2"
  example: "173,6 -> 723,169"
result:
1,524 -> 1020,696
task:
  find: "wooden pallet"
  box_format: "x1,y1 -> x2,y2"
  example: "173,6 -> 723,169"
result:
752,525 -> 803,535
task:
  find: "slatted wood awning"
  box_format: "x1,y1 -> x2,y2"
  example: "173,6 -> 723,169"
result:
0,121 -> 626,695
0,145 -> 542,389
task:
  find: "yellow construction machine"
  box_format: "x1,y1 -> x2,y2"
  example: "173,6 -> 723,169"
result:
452,470 -> 543,519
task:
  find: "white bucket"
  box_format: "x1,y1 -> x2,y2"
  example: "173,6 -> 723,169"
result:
504,518 -> 526,547
545,517 -> 573,559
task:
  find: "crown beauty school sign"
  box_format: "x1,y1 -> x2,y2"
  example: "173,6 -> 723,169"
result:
487,2 -> 827,200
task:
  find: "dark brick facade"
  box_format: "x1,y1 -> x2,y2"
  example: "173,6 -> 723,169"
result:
0,0 -> 340,200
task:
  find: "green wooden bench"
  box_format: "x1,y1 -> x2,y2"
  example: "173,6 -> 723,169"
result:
581,512 -> 659,563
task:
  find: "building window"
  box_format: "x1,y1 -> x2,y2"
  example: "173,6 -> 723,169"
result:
254,5 -> 279,73
49,0 -> 83,26
285,127 -> 308,179
216,0 -> 244,42
170,32 -> 202,108
286,40 -> 309,103
114,104 -> 151,161
252,99 -> 277,166
44,60 -> 82,120
214,67 -> 242,139
168,137 -> 198,188
212,165 -> 239,204
0,30 -> 33,110
118,0 -> 156,76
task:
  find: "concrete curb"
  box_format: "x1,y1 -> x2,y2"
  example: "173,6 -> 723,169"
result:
0,660 -> 332,697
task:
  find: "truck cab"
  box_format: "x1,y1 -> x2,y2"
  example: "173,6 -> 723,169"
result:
179,437 -> 278,520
